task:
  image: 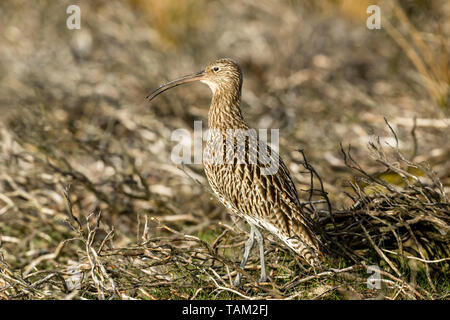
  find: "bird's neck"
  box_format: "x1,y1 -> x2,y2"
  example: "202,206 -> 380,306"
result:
208,88 -> 248,130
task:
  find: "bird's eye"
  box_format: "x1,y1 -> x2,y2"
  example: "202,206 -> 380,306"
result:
213,66 -> 220,72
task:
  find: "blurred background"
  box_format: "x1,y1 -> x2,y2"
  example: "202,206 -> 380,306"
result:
0,0 -> 448,299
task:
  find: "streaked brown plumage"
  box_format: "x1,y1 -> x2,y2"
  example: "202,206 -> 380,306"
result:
148,58 -> 321,285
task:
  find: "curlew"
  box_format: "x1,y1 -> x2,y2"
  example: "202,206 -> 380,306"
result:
147,58 -> 321,285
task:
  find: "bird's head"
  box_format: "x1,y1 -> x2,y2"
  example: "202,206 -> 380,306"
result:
147,58 -> 242,101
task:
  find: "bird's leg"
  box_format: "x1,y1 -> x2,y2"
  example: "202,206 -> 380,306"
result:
253,226 -> 269,283
233,225 -> 255,287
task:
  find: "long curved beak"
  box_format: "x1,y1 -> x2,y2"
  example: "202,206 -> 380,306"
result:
146,70 -> 207,101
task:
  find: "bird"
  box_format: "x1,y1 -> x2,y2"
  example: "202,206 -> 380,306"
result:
147,58 -> 322,285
